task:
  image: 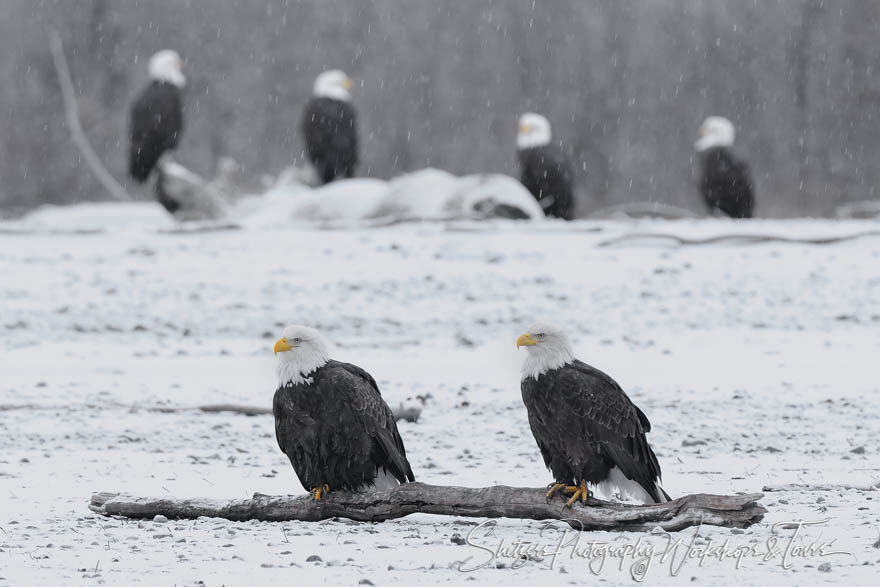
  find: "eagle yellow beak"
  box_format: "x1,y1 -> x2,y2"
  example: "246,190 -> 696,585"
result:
516,333 -> 538,348
344,77 -> 353,90
698,125 -> 707,137
274,337 -> 293,355
519,124 -> 531,134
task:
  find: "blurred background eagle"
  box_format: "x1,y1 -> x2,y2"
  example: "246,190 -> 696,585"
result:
128,50 -> 185,183
694,116 -> 755,219
301,70 -> 359,185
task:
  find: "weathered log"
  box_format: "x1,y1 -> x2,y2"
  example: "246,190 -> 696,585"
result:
90,483 -> 765,532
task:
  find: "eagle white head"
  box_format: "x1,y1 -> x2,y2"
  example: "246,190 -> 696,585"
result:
148,49 -> 185,88
517,112 -> 552,150
516,322 -> 576,380
694,116 -> 735,151
274,325 -> 331,387
314,69 -> 354,101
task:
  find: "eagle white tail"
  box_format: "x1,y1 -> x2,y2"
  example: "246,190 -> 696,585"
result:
596,467 -> 669,504
367,468 -> 401,491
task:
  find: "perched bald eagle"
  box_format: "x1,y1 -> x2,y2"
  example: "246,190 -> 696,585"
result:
516,323 -> 670,506
273,325 -> 415,500
516,113 -> 575,220
129,50 -> 185,183
695,116 -> 755,219
301,70 -> 359,184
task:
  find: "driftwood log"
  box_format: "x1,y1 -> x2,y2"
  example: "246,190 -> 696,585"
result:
90,483 -> 765,532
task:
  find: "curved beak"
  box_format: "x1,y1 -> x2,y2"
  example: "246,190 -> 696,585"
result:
274,337 -> 292,355
516,333 -> 538,348
518,124 -> 531,134
344,77 -> 354,90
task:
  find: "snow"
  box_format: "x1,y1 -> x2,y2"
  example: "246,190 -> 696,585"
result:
1,200 -> 879,585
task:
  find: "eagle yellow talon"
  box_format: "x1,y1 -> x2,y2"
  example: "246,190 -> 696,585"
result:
564,481 -> 591,508
311,484 -> 331,501
547,483 -> 579,500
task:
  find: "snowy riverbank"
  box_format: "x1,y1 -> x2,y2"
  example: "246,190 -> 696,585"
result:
1,205 -> 879,585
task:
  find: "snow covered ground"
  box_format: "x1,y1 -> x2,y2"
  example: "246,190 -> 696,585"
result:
1,201 -> 879,585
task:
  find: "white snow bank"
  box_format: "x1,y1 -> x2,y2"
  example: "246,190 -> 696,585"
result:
2,168 -> 546,233
0,202 -> 172,233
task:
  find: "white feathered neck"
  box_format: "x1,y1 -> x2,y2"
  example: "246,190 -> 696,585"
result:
520,323 -> 576,381
276,326 -> 331,387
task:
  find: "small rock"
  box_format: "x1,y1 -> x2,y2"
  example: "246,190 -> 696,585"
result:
818,562 -> 831,572
450,533 -> 466,545
153,515 -> 168,523
872,537 -> 880,549
681,439 -> 707,447
730,528 -> 744,534
778,499 -> 789,505
851,446 -> 866,455
358,580 -> 374,586
816,496 -> 825,504
306,555 -> 322,563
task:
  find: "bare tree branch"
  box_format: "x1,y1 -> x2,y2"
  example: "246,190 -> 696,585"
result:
46,27 -> 131,202
90,484 -> 766,532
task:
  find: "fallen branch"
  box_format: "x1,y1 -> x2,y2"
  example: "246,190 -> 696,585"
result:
168,403 -> 271,417
763,482 -> 879,493
0,401 -> 421,422
47,27 -> 131,202
588,202 -> 699,220
90,483 -> 765,532
147,402 -> 421,422
598,230 -> 880,247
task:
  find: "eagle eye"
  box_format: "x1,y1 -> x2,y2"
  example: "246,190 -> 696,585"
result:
293,337 -> 302,343
536,333 -> 545,339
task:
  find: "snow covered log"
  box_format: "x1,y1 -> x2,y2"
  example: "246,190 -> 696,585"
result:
90,484 -> 765,532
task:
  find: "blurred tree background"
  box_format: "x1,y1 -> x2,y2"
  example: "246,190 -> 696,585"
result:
1,0 -> 877,217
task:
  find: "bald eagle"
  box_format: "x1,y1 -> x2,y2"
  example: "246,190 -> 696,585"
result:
517,113 -> 575,220
301,70 -> 359,184
695,116 -> 755,219
129,50 -> 185,183
273,325 -> 415,500
516,323 -> 670,506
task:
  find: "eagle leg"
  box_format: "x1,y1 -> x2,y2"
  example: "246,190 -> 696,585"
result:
310,484 -> 331,501
564,481 -> 591,508
546,483 -> 579,500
